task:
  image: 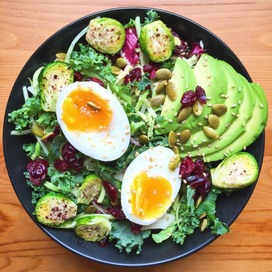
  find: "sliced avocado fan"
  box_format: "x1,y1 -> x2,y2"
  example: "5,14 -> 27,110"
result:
155,53 -> 268,162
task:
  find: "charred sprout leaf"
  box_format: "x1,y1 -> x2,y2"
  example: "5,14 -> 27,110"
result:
75,215 -> 111,242
139,20 -> 174,62
109,221 -> 151,254
210,152 -> 259,190
34,192 -> 77,226
86,17 -> 126,55
39,61 -> 74,112
77,174 -> 102,205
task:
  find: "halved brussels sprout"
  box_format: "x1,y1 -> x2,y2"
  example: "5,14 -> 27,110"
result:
39,61 -> 74,112
77,174 -> 103,205
210,152 -> 259,190
86,17 -> 126,55
139,20 -> 174,62
75,215 -> 111,242
35,192 -> 77,226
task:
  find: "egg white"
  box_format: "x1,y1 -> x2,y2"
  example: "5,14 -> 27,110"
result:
56,81 -> 130,161
121,146 -> 181,226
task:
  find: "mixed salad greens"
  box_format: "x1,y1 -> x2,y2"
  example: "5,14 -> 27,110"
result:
8,10 -> 267,254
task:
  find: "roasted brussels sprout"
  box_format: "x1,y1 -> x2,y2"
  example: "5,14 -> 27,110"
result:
39,61 -> 74,112
86,17 -> 126,55
75,215 -> 111,242
210,152 -> 259,190
35,192 -> 77,226
139,20 -> 174,62
77,174 -> 103,205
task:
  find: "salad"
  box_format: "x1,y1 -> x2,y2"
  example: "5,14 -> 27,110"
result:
8,10 -> 268,254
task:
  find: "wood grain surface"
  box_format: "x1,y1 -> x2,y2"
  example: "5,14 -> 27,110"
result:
0,0 -> 272,271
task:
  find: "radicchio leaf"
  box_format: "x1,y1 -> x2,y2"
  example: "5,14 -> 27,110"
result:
121,27 -> 139,66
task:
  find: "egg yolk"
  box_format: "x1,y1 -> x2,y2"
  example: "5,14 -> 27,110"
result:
130,171 -> 173,220
61,87 -> 112,131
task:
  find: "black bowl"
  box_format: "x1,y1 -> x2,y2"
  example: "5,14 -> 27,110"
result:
3,7 -> 265,267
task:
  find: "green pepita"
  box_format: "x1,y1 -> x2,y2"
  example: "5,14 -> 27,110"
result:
171,145 -> 179,154
200,218 -> 208,232
179,129 -> 191,144
155,80 -> 168,94
115,57 -> 127,68
111,65 -> 122,75
166,81 -> 178,101
87,101 -> 101,111
195,195 -> 203,208
177,107 -> 192,123
212,104 -> 228,116
150,94 -> 166,108
31,122 -> 44,137
203,126 -> 219,139
155,68 -> 172,80
168,154 -> 180,171
199,212 -> 207,220
55,52 -> 66,62
138,134 -> 149,145
208,114 -> 220,129
192,100 -> 203,116
168,131 -> 177,147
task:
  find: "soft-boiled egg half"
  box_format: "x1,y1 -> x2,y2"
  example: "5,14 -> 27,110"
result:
56,81 -> 130,161
121,146 -> 181,226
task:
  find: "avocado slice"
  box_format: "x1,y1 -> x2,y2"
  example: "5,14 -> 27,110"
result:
179,63 -> 256,161
178,54 -> 267,162
204,82 -> 267,162
155,57 -> 196,134
177,54 -> 244,152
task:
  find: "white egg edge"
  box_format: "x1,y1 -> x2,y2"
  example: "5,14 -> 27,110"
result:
56,81 -> 131,161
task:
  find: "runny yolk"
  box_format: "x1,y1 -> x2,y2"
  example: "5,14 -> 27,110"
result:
130,171 -> 172,220
62,87 -> 112,131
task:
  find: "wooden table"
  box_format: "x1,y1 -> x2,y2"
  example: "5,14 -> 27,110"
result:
1,0 -> 271,271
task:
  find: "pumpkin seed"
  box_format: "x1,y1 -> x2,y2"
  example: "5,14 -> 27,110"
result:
87,101 -> 101,111
195,195 -> 203,208
155,68 -> 172,80
168,154 -> 180,171
203,126 -> 219,139
166,81 -> 178,101
199,212 -> 207,220
155,80 -> 168,94
171,145 -> 179,154
55,52 -> 66,62
115,57 -> 127,68
192,100 -> 203,116
200,218 -> 208,232
111,65 -> 122,75
208,114 -> 220,129
212,104 -> 227,116
138,134 -> 149,145
150,94 -> 166,108
177,107 -> 192,123
168,131 -> 177,147
31,122 -> 44,137
179,129 -> 191,144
